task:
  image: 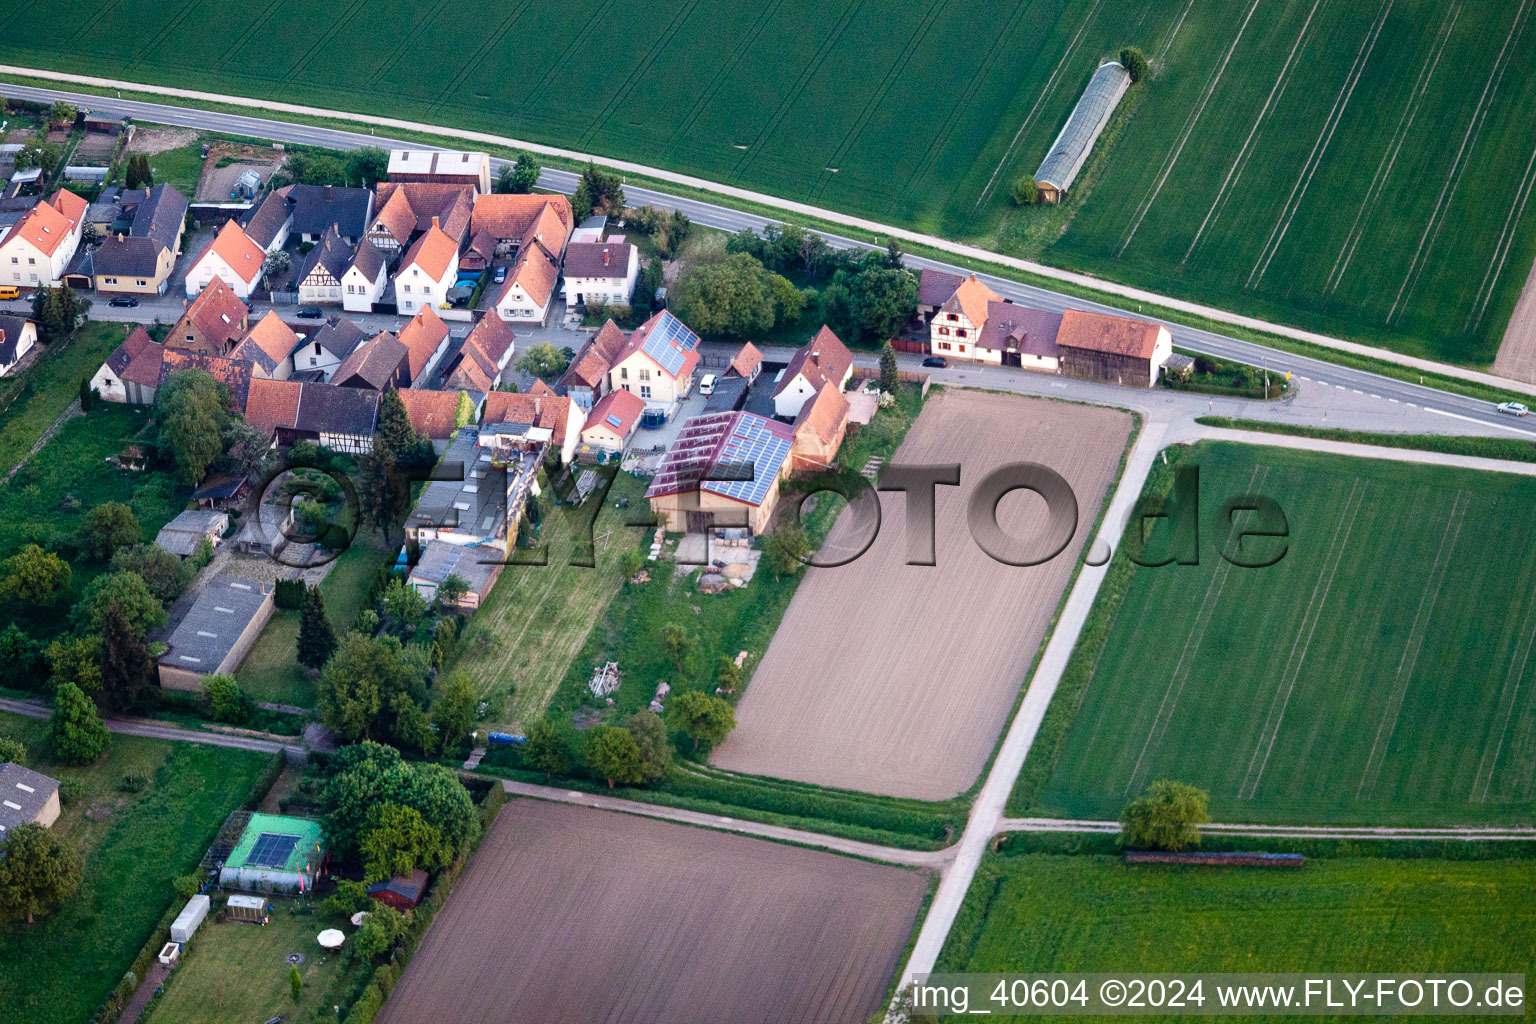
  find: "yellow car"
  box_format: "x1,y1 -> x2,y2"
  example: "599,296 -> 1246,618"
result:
0,286 -> 21,300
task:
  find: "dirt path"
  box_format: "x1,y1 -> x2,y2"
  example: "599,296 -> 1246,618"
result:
998,816 -> 1536,841
0,697 -> 299,756
1492,253 -> 1536,383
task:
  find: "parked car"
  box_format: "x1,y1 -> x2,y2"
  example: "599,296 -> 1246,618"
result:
1496,401 -> 1530,417
0,286 -> 20,300
295,307 -> 324,319
493,266 -> 508,284
697,373 -> 717,396
922,356 -> 947,368
107,295 -> 139,308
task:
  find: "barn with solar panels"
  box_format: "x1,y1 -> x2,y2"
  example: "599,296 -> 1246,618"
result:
218,813 -> 326,894
645,411 -> 795,535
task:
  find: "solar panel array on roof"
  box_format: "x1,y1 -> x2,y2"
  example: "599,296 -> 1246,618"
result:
639,311 -> 699,377
605,413 -> 622,428
703,414 -> 792,506
248,832 -> 300,869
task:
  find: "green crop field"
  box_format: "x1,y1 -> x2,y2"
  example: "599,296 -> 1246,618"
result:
937,853 -> 1536,1017
1,0 -> 1532,363
1031,442 -> 1536,827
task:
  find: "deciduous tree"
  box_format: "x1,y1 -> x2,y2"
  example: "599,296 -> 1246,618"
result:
359,802 -> 446,883
848,266 -> 918,342
583,724 -> 646,788
624,710 -> 671,784
156,369 -> 231,484
1120,46 -> 1149,84
764,525 -> 810,580
1120,780 -> 1209,851
671,253 -> 776,338
76,501 -> 141,562
200,674 -> 253,724
430,671 -> 478,754
345,147 -> 390,188
661,622 -> 695,675
524,719 -> 575,780
72,570 -> 165,639
1,544 -> 72,605
0,824 -> 82,924
44,636 -> 101,698
46,682 -> 110,766
667,691 -> 736,752
515,342 -> 571,382
110,544 -> 190,602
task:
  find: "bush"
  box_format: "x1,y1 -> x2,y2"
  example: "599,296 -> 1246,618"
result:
118,772 -> 148,793
1010,176 -> 1037,206
274,577 -> 307,610
200,674 -> 255,724
1120,46 -> 1150,83
0,736 -> 26,766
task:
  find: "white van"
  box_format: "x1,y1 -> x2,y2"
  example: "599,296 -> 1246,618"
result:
697,373 -> 717,396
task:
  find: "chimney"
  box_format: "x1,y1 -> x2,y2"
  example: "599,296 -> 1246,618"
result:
431,216 -> 440,231
602,247 -> 610,267
533,396 -> 542,417
116,231 -> 124,242
324,185 -> 333,201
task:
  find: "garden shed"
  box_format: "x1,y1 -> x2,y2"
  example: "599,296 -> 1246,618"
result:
367,869 -> 429,910
170,894 -> 210,943
226,893 -> 268,924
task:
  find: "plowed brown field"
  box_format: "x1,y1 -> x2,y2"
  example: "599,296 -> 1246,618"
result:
374,799 -> 928,1024
712,390 -> 1133,799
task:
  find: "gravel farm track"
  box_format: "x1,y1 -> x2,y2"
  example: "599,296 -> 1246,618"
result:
374,799 -> 927,1024
712,390 -> 1133,800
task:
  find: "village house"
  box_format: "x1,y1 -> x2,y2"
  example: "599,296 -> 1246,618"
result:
439,310 -> 515,393
559,319 -> 627,412
288,316 -> 366,382
240,189 -> 292,252
788,380 -> 850,475
482,389 -> 584,465
607,310 -> 701,410
397,388 -> 476,449
398,306 -> 452,385
1054,308 -> 1172,387
916,268 -> 965,323
726,342 -> 763,384
158,349 -> 254,411
772,326 -> 853,419
91,184 -> 188,296
166,277 -> 250,357
296,225 -> 350,305
562,240 -> 637,309
0,188 -> 86,289
405,426 -> 522,550
230,310 -> 300,380
244,377 -> 379,453
578,387 -> 645,455
394,218 -> 459,316
469,193 -> 573,258
388,149 -> 491,194
92,325 -> 163,404
646,411 -> 796,535
0,314 -> 37,378
367,182 -> 474,257
973,301 -> 1064,370
285,183 -> 374,245
330,332 -> 410,391
185,219 -> 265,299
342,238 -> 388,313
927,274 -> 1001,361
493,242 -> 559,324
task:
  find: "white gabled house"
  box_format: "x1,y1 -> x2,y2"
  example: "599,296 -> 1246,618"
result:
0,189 -> 87,289
772,326 -> 854,419
296,226 -> 349,306
393,217 -> 458,316
185,220 -> 265,300
0,314 -> 38,378
342,239 -> 387,314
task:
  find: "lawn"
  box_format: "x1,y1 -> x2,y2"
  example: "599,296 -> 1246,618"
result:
446,469 -> 650,730
1026,442 -> 1536,826
236,530 -> 392,707
937,852 -> 1536,1012
3,3 -> 1534,362
146,899 -> 358,1024
0,716 -> 277,1024
0,320 -> 127,478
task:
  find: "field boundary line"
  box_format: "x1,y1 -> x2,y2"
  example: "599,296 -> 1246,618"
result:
1125,465 -> 1265,797
423,0 -> 534,110
1388,0 -> 1533,323
1182,0 -> 1325,264
13,67 -> 1536,398
1239,477 -> 1366,800
1471,572 -> 1536,802
997,816 -> 1536,840
1117,0 -> 1260,257
122,0 -> 203,75
283,0 -> 371,84
1247,0 -> 1393,288
1327,3 -> 1459,295
1357,489 -> 1468,799
1155,0 -> 1198,59
64,0 -> 123,50
517,0 -> 620,115
973,0 -> 1101,209
665,0 -> 785,149
577,0 -> 704,149
362,0 -> 459,90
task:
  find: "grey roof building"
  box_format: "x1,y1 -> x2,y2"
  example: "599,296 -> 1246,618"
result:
241,190 -> 293,250
1033,61 -> 1131,203
0,763 -> 61,834
406,427 -> 507,545
154,509 -> 230,557
93,184 -> 189,277
286,184 -> 373,241
157,574 -> 276,690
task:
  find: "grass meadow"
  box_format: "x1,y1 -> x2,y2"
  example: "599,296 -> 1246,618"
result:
4,2 -> 1534,361
1030,442 -> 1536,827
0,717 -> 276,1024
937,852 -> 1536,1015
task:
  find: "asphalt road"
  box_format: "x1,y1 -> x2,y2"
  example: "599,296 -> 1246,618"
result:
8,81 -> 1536,441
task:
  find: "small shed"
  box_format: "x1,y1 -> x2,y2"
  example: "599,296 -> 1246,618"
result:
367,869 -> 429,910
170,893 -> 210,943
226,893 -> 269,924
191,473 -> 250,510
154,509 -> 230,558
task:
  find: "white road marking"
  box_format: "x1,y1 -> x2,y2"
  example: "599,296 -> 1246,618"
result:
1425,405 -> 1536,435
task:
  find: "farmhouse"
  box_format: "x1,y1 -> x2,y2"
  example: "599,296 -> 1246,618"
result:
788,382 -> 850,474
158,349 -> 253,412
368,182 -> 474,255
1055,308 -> 1172,387
295,225 -> 350,305
973,301 -> 1063,369
559,319 -> 628,410
469,193 -> 573,258
646,411 -> 795,535
218,813 -> 326,894
157,574 -> 275,690
91,184 -> 188,295
407,540 -> 501,610
0,763 -> 61,834
1034,61 -> 1131,204
0,188 -> 86,289
388,149 -> 491,194
290,316 -> 366,381
916,268 -> 965,321
928,274 -> 1001,359
271,382 -> 379,453
563,241 -> 637,308
772,326 -> 852,419
0,314 -> 37,377
493,242 -> 560,324
607,310 -> 701,410
185,219 -> 265,299
331,332 -> 409,391
439,310 -> 516,393
394,218 -> 459,316
398,306 -> 452,384
167,277 -> 250,357
230,310 -> 299,380
284,184 -> 373,245
92,325 -> 163,404
153,509 -> 229,557
579,387 -> 645,454
368,869 -> 429,910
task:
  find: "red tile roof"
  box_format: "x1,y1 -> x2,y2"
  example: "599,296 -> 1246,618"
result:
497,244 -> 559,309
482,390 -> 575,448
194,219 -> 264,285
396,388 -> 467,439
442,310 -> 515,392
397,306 -> 450,381
174,277 -> 250,352
561,319 -> 629,391
332,332 -> 408,390
4,194 -> 79,257
1055,309 -> 1164,359
940,274 -> 1002,326
526,378 -> 555,397
470,193 -> 573,245
47,188 -> 88,228
774,326 -> 853,399
398,221 -> 458,281
727,342 -> 763,378
792,381 -> 851,447
158,349 -> 253,410
373,183 -> 474,244
243,377 -> 303,436
234,310 -> 300,371
583,387 -> 645,439
104,325 -> 155,377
